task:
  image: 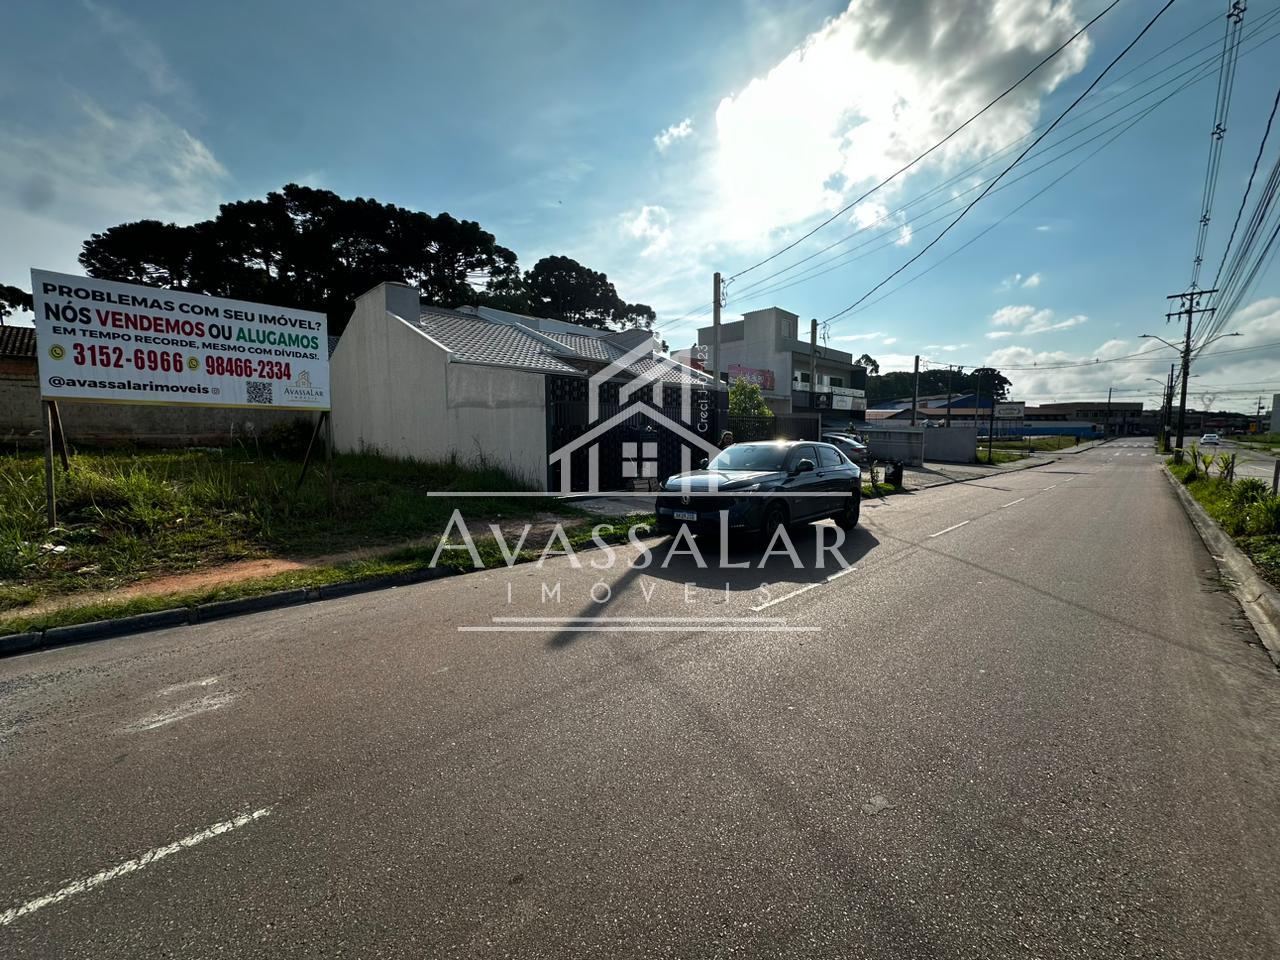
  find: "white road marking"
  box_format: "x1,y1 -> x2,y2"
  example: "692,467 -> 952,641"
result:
750,566 -> 858,611
460,625 -> 820,633
123,692 -> 236,732
156,677 -> 219,697
492,616 -> 786,623
928,520 -> 970,538
0,807 -> 273,927
1001,498 -> 1026,508
1044,485 -> 1058,490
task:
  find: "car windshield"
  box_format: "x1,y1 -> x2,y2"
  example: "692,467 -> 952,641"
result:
708,444 -> 790,471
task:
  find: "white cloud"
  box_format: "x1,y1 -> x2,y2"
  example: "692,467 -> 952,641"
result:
0,97 -> 227,290
626,204 -> 672,256
881,336 -> 898,345
654,118 -> 694,151
1035,224 -> 1052,232
998,271 -> 1043,291
988,304 -> 1085,337
832,329 -> 885,341
925,343 -> 969,352
82,0 -> 189,104
706,0 -> 1088,246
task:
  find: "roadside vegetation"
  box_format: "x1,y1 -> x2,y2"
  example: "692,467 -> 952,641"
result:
975,448 -> 1026,465
0,444 -> 584,623
1168,448 -> 1280,587
990,435 -> 1084,452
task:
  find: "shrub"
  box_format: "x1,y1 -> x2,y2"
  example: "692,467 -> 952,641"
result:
1230,477 -> 1269,508
259,419 -> 317,459
1245,496 -> 1280,536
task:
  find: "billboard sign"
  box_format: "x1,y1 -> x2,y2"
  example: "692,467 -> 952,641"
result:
727,363 -> 776,392
31,269 -> 329,411
994,402 -> 1025,419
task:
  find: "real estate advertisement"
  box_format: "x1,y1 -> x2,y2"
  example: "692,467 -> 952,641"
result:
31,269 -> 330,411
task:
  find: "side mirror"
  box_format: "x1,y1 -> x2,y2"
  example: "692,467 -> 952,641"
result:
699,458 -> 709,469
793,458 -> 815,474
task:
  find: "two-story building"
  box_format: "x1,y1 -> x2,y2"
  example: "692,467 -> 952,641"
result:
693,307 -> 867,417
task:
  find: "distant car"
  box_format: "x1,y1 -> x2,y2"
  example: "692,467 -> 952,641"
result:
821,432 -> 870,465
1200,433 -> 1221,445
656,440 -> 861,538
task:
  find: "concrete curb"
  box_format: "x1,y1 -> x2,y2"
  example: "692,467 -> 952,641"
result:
1162,466 -> 1280,667
0,565 -> 459,660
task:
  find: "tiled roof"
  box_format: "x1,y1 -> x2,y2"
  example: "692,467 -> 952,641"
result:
415,308 -> 581,373
0,325 -> 36,359
542,330 -> 614,361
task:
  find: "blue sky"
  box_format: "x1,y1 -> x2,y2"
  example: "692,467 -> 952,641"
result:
3,0 -> 1280,411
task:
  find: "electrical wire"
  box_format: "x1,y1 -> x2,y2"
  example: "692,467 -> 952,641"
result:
721,0 -> 1123,284
822,0 -> 1180,325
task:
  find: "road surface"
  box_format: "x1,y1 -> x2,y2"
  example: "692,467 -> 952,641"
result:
1220,437 -> 1280,483
2,440 -> 1278,958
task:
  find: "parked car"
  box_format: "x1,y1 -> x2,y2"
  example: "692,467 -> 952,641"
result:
656,440 -> 861,538
821,432 -> 870,465
1200,433 -> 1221,445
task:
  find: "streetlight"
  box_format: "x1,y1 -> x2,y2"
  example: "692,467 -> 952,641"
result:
1139,331 -> 1241,458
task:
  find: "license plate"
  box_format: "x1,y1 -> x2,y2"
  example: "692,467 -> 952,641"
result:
673,510 -> 698,522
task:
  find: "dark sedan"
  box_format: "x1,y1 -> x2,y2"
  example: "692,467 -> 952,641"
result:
655,440 -> 862,539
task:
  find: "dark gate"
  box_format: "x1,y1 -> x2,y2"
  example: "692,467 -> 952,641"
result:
546,376 -> 725,491
728,413 -> 821,442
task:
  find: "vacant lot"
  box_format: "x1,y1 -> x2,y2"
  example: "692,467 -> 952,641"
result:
0,448 -> 571,618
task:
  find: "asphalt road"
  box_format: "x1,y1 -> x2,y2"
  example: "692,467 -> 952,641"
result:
3,440 -> 1279,958
1219,438 -> 1280,483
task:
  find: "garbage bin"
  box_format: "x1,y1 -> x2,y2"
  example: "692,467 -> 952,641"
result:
882,460 -> 904,488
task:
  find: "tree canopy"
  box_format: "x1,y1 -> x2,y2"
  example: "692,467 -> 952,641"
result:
866,366 -> 1011,404
78,184 -> 655,335
728,378 -> 774,419
0,283 -> 33,323
855,352 -> 880,375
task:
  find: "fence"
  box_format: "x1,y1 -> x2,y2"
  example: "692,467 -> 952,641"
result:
728,414 -> 821,443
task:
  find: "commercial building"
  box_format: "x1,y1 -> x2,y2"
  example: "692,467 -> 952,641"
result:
691,307 -> 868,418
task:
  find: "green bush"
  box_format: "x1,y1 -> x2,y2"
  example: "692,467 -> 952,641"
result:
1245,496 -> 1280,536
1229,477 -> 1269,508
258,418 -> 316,459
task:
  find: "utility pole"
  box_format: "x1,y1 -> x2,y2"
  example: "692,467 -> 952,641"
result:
1164,363 -> 1175,447
711,272 -> 722,391
810,318 -> 819,431
946,365 -> 954,427
1105,386 -> 1112,438
973,368 -> 984,439
1257,395 -> 1265,434
911,355 -> 920,427
987,388 -> 997,463
1165,288 -> 1217,463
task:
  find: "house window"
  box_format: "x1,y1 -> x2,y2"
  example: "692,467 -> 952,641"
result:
622,441 -> 658,478
829,376 -> 844,388
797,371 -> 811,384
779,318 -> 793,339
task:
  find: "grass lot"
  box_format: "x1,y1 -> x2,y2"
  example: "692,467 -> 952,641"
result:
974,448 -> 1026,465
0,447 -> 578,621
1167,457 -> 1280,587
989,435 -> 1085,452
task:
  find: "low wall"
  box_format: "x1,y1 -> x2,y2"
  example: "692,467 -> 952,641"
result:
1,365 -> 312,447
860,426 -> 924,467
923,426 -> 978,463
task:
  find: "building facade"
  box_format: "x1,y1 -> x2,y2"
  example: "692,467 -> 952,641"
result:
693,307 -> 867,418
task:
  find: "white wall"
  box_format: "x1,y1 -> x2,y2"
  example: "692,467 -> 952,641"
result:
331,283 -> 449,461
446,364 -> 547,486
331,284 -> 549,487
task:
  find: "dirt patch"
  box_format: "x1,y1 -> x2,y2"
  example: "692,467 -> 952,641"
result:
14,512 -> 580,617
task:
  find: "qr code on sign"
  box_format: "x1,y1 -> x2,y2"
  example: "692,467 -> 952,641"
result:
246,381 -> 273,405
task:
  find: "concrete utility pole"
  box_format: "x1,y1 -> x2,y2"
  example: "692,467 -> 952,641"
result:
1105,386 -> 1112,438
1165,288 -> 1216,462
1165,364 -> 1175,444
711,272 -> 722,390
911,355 -> 920,427
809,319 -> 818,394
987,390 -> 997,463
946,365 -> 954,427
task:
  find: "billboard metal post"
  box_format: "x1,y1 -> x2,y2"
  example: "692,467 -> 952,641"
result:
43,401 -> 57,529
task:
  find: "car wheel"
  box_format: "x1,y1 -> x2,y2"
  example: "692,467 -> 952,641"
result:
835,485 -> 861,529
759,502 -> 788,543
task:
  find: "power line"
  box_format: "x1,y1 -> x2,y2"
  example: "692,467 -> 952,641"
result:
823,0 -> 1180,326
721,0 -> 1123,284
1211,81 -> 1280,290
724,5 -> 1280,307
